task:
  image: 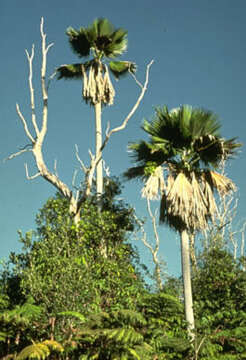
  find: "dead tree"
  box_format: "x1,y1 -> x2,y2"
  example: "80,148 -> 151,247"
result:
7,18 -> 153,224
135,199 -> 165,291
202,163 -> 246,260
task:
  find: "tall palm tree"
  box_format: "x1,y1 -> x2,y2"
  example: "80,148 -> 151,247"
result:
124,105 -> 241,339
57,18 -> 136,200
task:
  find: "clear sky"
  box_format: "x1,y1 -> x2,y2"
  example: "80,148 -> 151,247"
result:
1,0 -> 245,278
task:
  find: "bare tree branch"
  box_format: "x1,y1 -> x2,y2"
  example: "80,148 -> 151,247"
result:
16,103 -> 35,143
203,162 -> 246,261
134,198 -> 164,291
9,18 -> 77,217
26,45 -> 40,137
102,60 -> 154,152
5,146 -> 32,161
24,163 -> 41,180
75,144 -> 87,174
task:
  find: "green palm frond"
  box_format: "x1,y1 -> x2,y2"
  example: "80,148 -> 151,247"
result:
16,340 -> 63,360
66,18 -> 128,60
193,134 -> 225,167
222,137 -> 242,158
127,141 -> 168,166
56,63 -> 83,80
109,61 -> 136,79
123,165 -> 147,180
187,108 -> 221,138
90,18 -> 114,38
66,27 -> 91,57
143,108 -> 190,150
56,62 -> 93,80
108,27 -> 128,55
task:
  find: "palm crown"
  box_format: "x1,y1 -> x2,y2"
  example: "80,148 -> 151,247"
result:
56,18 -> 136,105
125,105 -> 241,232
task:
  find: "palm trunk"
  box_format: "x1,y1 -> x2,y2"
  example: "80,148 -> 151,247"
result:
94,102 -> 107,258
94,102 -> 103,200
180,229 -> 195,340
190,232 -> 197,272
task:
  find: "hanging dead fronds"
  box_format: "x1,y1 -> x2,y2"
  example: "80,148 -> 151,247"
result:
141,166 -> 165,200
159,170 -> 224,231
202,175 -> 218,221
207,170 -> 236,195
166,172 -> 194,227
82,64 -> 115,105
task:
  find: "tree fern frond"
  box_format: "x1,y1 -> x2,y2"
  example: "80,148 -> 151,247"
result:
128,348 -> 141,360
58,310 -> 86,323
111,309 -> 147,327
104,327 -> 143,345
0,330 -> 9,342
16,340 -> 63,360
1,301 -> 42,326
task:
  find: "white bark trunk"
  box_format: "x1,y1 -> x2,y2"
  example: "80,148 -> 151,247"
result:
94,102 -> 103,199
180,229 -> 195,340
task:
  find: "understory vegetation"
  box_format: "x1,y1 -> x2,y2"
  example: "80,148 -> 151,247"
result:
1,181 -> 246,359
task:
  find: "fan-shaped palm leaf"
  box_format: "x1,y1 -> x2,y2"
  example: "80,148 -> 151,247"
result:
109,61 -> 137,79
66,27 -> 91,57
57,18 -> 136,106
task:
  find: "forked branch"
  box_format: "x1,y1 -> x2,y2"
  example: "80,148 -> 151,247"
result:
135,198 -> 164,290
8,18 -> 79,218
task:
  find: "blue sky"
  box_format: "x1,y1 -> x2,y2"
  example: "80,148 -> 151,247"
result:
1,0 -> 246,278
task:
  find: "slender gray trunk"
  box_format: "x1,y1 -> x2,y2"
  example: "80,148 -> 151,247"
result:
94,102 -> 107,258
94,102 -> 103,198
190,232 -> 197,272
180,229 -> 195,340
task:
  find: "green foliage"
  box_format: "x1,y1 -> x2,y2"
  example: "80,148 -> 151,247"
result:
193,246 -> 246,359
16,340 -> 63,360
57,18 -> 136,86
137,292 -> 191,359
3,171 -> 246,359
56,290 -> 191,359
125,105 -> 241,181
0,181 -> 146,358
67,18 -> 128,59
11,190 -> 144,318
109,61 -> 137,79
59,308 -> 153,359
0,299 -> 42,326
0,299 -> 43,358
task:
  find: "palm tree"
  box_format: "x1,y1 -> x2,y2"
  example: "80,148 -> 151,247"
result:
56,18 -> 136,200
124,105 -> 241,339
